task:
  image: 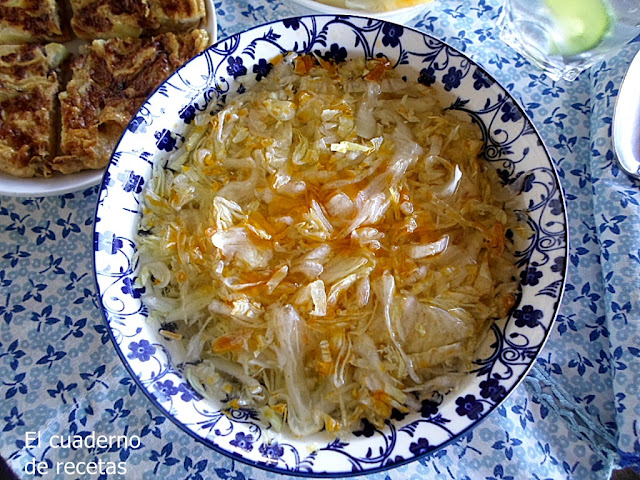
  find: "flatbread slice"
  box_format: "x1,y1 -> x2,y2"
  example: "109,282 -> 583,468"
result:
0,44 -> 67,178
53,29 -> 209,174
149,0 -> 206,32
69,0 -> 150,40
70,0 -> 206,40
0,0 -> 70,44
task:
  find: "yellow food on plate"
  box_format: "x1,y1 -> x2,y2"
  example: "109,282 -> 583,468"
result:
70,0 -> 206,40
0,0 -> 70,44
313,0 -> 433,12
0,0 -> 212,180
0,43 -> 67,177
149,0 -> 207,33
137,54 -> 521,436
53,30 -> 209,174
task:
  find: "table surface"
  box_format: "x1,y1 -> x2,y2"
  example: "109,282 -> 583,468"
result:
1,1 -> 640,479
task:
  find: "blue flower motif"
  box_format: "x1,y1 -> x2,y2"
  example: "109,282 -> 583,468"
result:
522,173 -> 535,192
182,457 -> 208,480
155,129 -> 178,152
230,432 -> 254,452
472,69 -> 494,90
420,399 -> 439,418
549,198 -> 563,215
118,171 -> 145,193
259,442 -> 284,460
153,380 -> 180,402
521,266 -> 543,286
381,23 -> 404,48
253,58 -> 273,81
513,305 -> 544,328
390,408 -> 407,421
178,383 -> 199,402
149,442 -> 179,473
318,43 -> 348,63
384,455 -> 405,466
283,18 -> 300,30
183,457 -> 207,479
418,66 -> 436,87
226,56 -> 247,78
551,256 -> 565,273
409,437 -> 433,456
128,115 -> 145,133
442,66 -> 464,91
35,344 -> 66,369
103,170 -> 114,187
492,431 -> 523,461
353,418 -> 376,437
121,277 -> 145,299
3,406 -> 24,432
94,231 -> 123,254
179,104 -> 197,124
479,378 -> 506,402
497,169 -> 511,185
488,464 -> 515,480
500,101 -> 522,122
455,394 -> 484,420
127,339 -> 155,362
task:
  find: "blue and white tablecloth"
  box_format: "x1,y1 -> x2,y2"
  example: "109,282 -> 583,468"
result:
1,1 -> 639,479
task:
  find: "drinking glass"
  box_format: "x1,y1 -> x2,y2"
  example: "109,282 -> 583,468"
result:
497,0 -> 640,81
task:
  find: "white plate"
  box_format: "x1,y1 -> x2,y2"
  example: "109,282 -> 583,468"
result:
613,48 -> 640,179
0,0 -> 217,198
0,169 -> 105,197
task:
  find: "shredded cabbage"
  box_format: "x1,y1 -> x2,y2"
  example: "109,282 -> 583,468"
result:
137,54 -> 522,436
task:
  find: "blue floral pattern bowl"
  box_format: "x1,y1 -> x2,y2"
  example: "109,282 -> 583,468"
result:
93,15 -> 567,477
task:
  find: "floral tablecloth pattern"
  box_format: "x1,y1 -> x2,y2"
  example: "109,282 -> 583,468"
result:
1,0 -> 639,479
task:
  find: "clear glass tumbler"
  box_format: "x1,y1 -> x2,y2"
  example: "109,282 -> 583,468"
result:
497,0 -> 640,81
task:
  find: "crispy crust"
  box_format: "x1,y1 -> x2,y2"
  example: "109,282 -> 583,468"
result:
0,44 -> 65,178
0,85 -> 58,177
149,0 -> 206,32
70,0 -> 151,40
70,0 -> 206,40
54,29 -> 209,174
0,0 -> 70,44
0,43 -> 67,91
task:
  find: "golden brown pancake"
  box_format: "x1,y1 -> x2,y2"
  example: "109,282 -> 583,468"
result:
53,29 -> 209,174
149,0 -> 206,32
0,0 -> 70,44
70,0 -> 206,40
0,44 -> 67,177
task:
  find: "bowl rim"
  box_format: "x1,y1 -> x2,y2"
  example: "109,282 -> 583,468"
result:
92,13 -> 568,477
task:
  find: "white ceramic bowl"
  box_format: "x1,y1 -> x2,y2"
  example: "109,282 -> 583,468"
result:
288,0 -> 432,24
94,15 -> 567,477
